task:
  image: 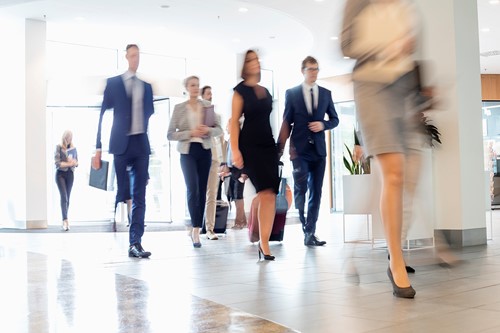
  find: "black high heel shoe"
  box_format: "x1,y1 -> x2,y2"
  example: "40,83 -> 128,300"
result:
386,267 -> 416,299
190,236 -> 202,248
258,243 -> 275,261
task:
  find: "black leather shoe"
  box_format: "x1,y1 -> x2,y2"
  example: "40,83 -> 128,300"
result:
128,244 -> 151,258
304,233 -> 326,246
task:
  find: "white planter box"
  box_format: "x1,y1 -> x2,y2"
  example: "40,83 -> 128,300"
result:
342,149 -> 435,246
342,174 -> 377,214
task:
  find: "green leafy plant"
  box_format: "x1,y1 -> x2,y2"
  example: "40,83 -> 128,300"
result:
343,130 -> 371,175
343,144 -> 362,175
343,144 -> 372,175
421,113 -> 442,147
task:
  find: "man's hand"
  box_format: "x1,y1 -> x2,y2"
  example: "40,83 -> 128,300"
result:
352,145 -> 363,163
218,165 -> 231,178
92,150 -> 102,170
308,121 -> 324,133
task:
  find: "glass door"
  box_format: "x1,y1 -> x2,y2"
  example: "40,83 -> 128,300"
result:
48,98 -> 189,225
330,101 -> 358,212
483,101 -> 500,207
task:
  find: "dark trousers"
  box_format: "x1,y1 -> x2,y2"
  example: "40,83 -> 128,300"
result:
180,143 -> 212,228
56,170 -> 74,220
114,134 -> 150,246
292,155 -> 326,234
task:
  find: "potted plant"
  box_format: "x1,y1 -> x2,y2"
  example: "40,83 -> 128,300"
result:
420,112 -> 442,147
342,129 -> 375,214
343,129 -> 371,175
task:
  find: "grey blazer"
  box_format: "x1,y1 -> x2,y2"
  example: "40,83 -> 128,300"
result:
167,100 -> 223,154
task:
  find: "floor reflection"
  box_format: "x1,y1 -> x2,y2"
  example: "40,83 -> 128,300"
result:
27,252 -> 49,333
0,226 -> 308,332
115,274 -> 151,332
57,259 -> 75,327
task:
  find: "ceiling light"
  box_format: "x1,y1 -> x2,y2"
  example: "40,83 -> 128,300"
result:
238,7 -> 248,13
343,56 -> 351,60
330,36 -> 338,40
160,5 -> 170,9
489,0 -> 499,5
481,50 -> 500,57
481,28 -> 491,33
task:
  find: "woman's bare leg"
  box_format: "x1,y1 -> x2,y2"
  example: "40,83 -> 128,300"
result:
376,152 -> 411,288
401,149 -> 423,245
257,189 -> 276,255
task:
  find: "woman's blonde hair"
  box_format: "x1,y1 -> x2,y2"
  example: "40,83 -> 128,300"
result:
61,130 -> 73,150
183,75 -> 199,89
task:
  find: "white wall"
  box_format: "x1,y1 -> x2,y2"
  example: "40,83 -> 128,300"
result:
0,15 -> 26,227
25,19 -> 48,228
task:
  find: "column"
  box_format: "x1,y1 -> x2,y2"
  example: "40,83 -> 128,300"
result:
417,0 -> 486,246
25,19 -> 48,229
0,14 -> 25,228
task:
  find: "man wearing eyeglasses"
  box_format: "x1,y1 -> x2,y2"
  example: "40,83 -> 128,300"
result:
278,56 -> 339,246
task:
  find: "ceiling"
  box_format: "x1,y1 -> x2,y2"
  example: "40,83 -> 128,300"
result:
1,0 -> 500,76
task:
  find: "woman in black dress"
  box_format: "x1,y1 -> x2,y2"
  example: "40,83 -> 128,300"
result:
230,50 -> 280,260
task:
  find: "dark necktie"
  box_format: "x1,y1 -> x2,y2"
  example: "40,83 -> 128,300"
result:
128,75 -> 136,97
308,88 -> 315,145
310,88 -> 315,114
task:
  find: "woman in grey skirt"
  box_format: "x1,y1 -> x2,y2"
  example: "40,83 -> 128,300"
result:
341,0 -> 423,298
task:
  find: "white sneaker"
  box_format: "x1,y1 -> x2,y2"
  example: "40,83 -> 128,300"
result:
206,230 -> 219,240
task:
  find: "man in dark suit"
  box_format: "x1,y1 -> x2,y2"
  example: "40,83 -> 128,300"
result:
278,56 -> 339,246
92,44 -> 154,258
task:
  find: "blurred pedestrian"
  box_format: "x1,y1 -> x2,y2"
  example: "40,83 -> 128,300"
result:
230,50 -> 279,260
93,44 -> 154,258
202,85 -> 225,240
222,118 -> 248,229
341,0 -> 422,298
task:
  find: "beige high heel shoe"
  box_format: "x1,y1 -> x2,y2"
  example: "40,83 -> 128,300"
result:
62,219 -> 69,231
232,200 -> 247,229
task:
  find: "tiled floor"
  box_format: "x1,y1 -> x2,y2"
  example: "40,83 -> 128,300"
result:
2,211 -> 500,333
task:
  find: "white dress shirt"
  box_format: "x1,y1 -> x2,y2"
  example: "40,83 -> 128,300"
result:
122,71 -> 145,135
302,82 -> 318,115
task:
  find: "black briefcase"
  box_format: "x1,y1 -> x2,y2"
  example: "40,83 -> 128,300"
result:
89,160 -> 109,191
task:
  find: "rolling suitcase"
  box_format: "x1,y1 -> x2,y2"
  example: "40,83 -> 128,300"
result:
202,200 -> 229,234
248,177 -> 290,243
